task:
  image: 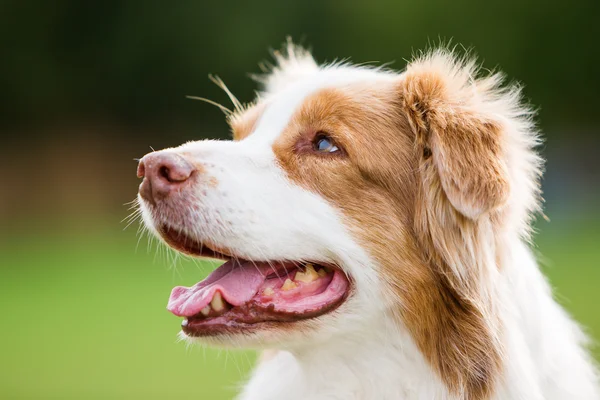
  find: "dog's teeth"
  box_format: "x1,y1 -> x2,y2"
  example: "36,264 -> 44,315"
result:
281,278 -> 297,291
211,292 -> 225,312
263,287 -> 274,296
294,263 -> 320,283
200,305 -> 211,316
317,268 -> 327,277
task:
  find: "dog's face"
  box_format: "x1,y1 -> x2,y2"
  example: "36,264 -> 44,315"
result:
138,67 -> 409,347
137,44 -> 541,398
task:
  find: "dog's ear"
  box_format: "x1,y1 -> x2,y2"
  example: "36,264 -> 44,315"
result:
393,52 -> 542,398
396,52 -> 513,398
400,51 -> 510,220
252,38 -> 318,95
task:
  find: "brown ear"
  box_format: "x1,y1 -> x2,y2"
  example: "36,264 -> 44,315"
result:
400,52 -> 510,220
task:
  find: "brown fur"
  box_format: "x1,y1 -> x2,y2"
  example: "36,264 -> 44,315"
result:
401,60 -> 510,220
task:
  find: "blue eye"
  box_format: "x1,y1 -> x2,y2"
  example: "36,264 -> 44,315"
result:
314,134 -> 339,153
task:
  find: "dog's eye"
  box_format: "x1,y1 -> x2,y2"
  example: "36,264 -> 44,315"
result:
313,134 -> 339,153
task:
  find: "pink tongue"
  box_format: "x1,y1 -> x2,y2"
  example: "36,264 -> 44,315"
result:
167,260 -> 269,317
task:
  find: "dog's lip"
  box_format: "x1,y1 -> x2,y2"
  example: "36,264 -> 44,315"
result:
159,225 -> 232,261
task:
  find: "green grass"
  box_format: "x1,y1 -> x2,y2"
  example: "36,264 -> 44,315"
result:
535,219 -> 600,356
0,217 -> 598,399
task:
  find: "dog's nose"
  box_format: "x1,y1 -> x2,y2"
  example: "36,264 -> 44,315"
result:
137,152 -> 195,204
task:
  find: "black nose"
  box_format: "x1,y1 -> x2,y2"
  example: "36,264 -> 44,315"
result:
137,152 -> 195,205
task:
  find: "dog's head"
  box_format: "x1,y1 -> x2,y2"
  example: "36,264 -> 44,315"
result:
137,42 -> 541,398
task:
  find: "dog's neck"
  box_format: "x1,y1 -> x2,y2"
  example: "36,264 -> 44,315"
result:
239,316 -> 451,400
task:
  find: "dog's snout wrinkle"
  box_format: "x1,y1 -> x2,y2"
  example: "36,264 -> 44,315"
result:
138,152 -> 195,205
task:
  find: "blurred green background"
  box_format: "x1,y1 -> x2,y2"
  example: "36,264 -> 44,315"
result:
1,1 -> 599,399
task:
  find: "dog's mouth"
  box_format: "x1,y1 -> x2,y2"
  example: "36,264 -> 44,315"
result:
160,226 -> 351,337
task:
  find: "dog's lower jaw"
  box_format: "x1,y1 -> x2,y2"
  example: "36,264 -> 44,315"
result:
237,238 -> 599,400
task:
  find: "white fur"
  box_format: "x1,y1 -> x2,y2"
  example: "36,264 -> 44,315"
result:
139,46 -> 599,399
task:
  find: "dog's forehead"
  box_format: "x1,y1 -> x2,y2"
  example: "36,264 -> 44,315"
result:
245,66 -> 396,145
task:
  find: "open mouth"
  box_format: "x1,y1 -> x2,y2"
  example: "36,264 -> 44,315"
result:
160,226 -> 351,336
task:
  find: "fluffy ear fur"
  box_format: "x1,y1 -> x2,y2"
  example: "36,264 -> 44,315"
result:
400,51 -> 511,220
252,38 -> 318,95
399,49 -> 543,289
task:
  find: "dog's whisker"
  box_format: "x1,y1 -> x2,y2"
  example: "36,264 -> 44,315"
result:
123,198 -> 139,206
208,74 -> 243,112
186,95 -> 232,115
122,215 -> 141,231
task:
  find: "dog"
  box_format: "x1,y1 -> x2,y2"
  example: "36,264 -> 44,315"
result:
136,41 -> 599,399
